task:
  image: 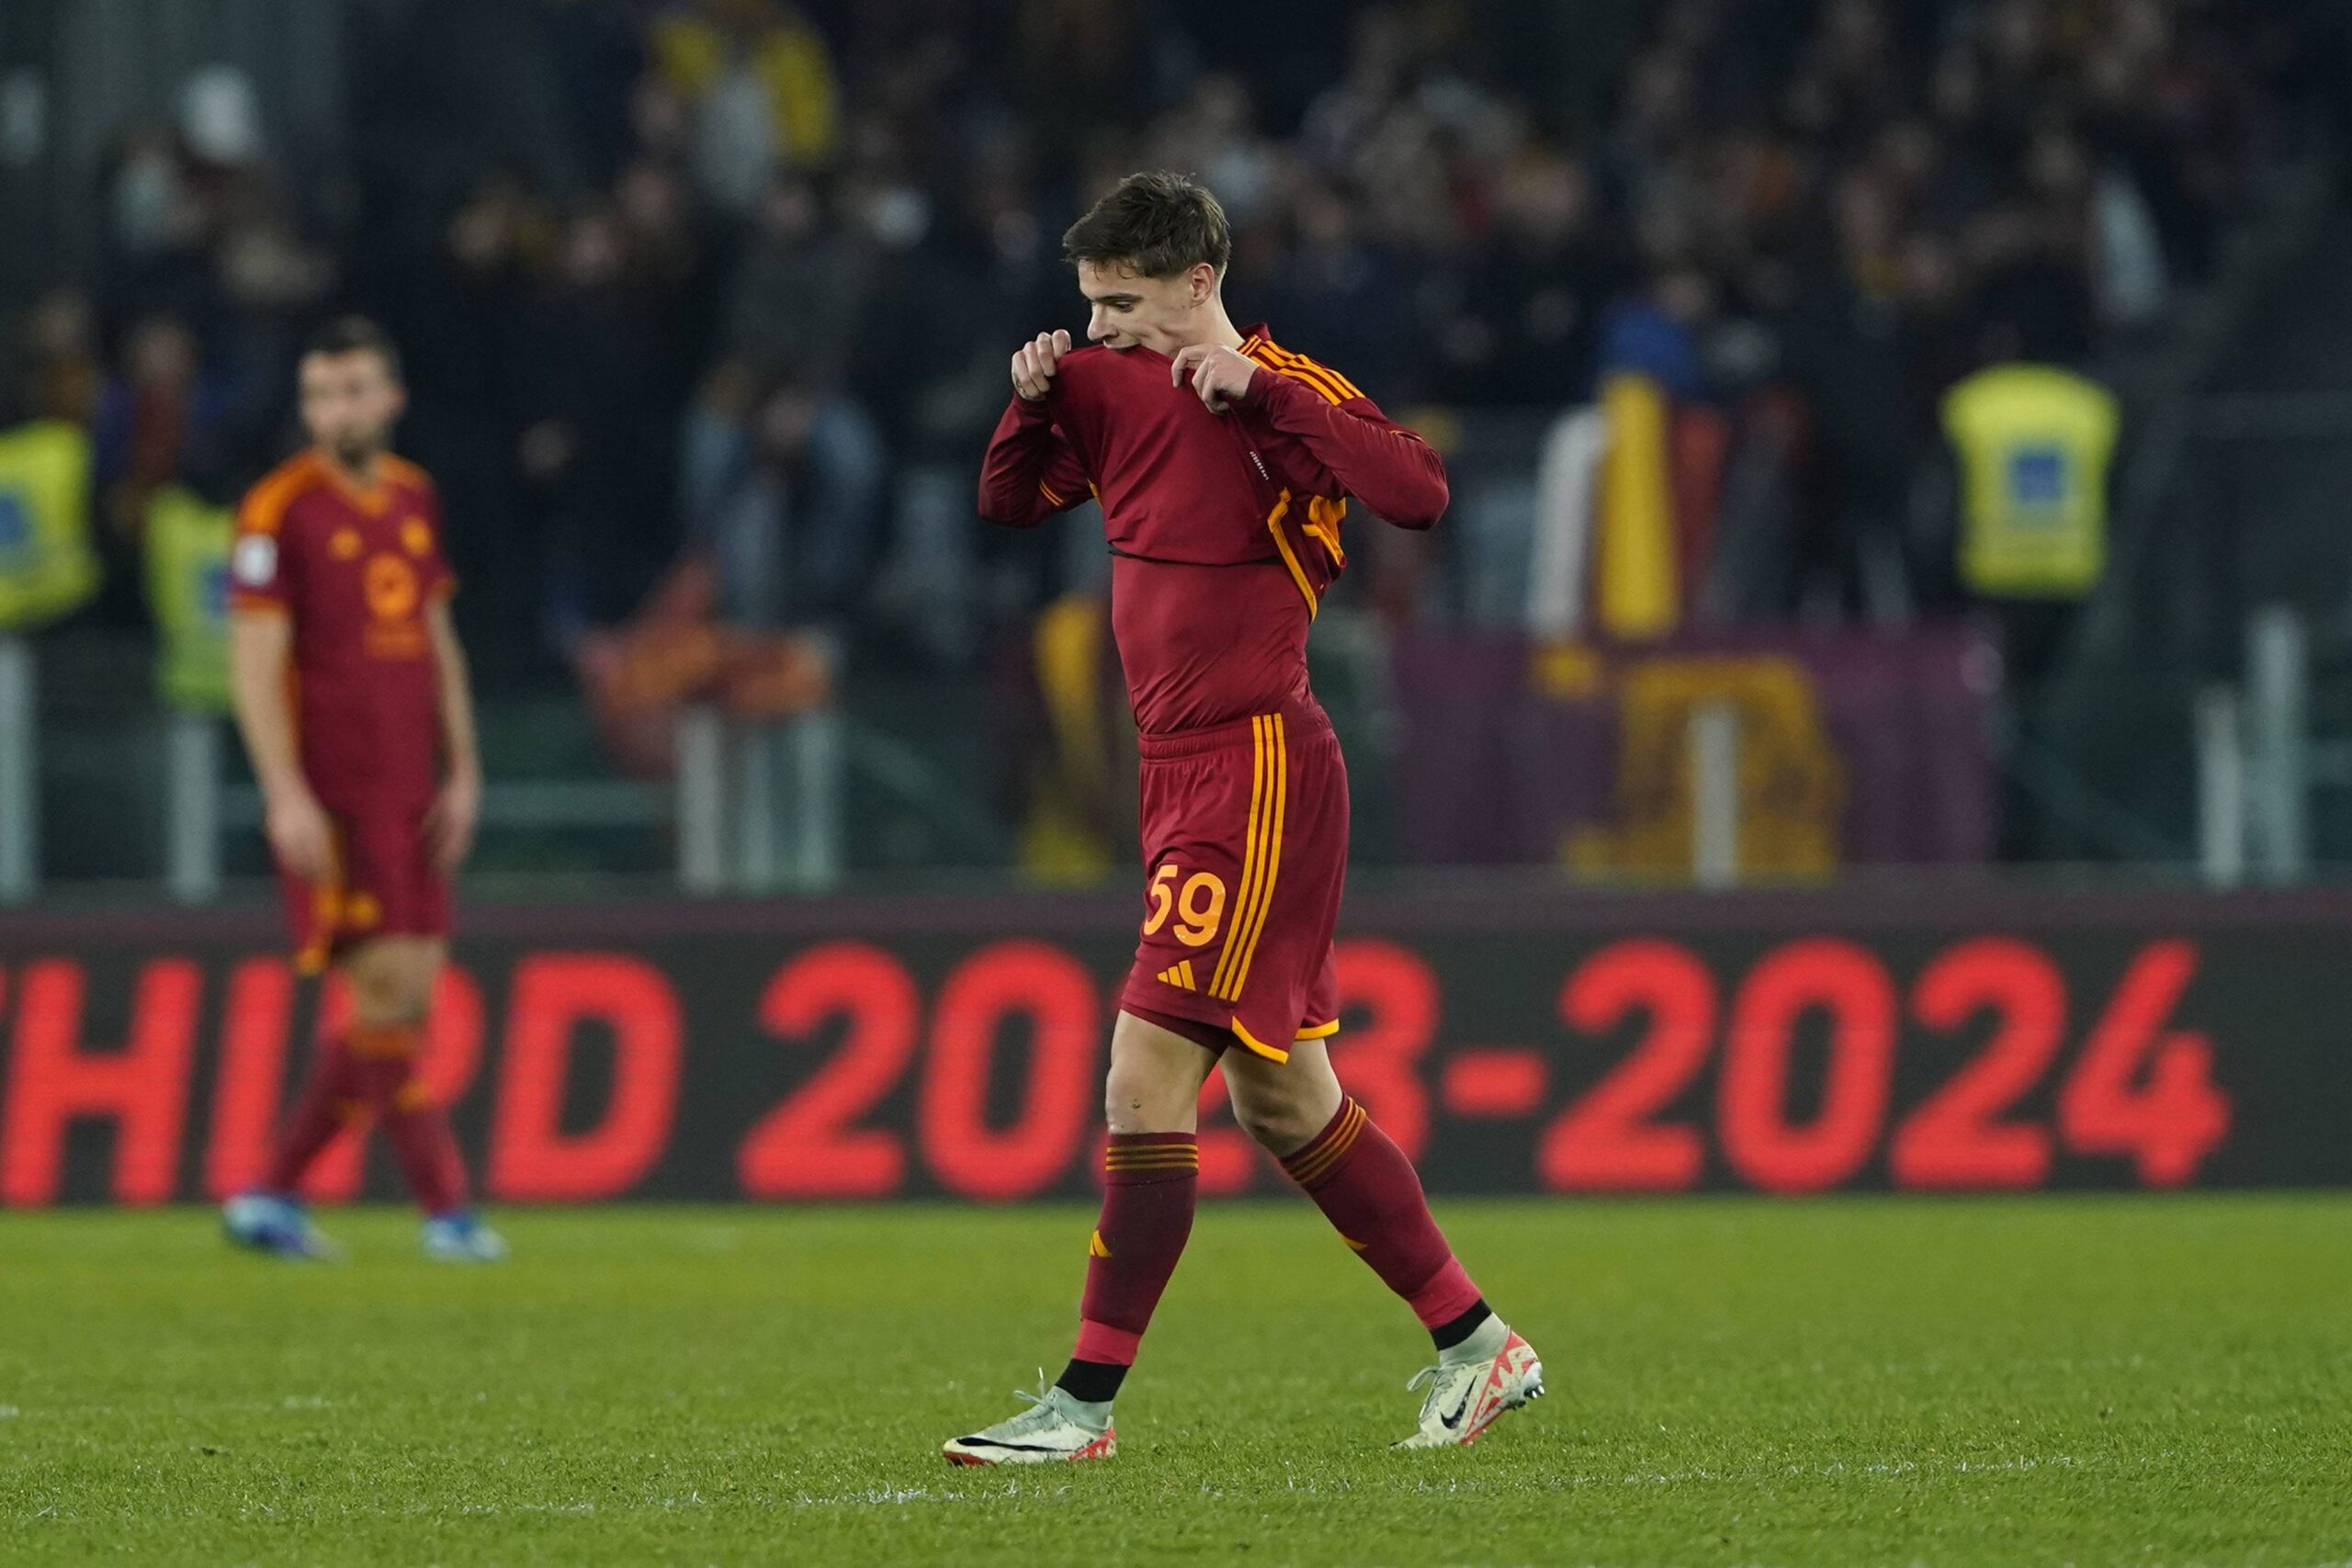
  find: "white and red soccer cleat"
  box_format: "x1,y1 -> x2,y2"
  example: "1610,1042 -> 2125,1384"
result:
1395,1326 -> 1544,1449
942,1382 -> 1118,1466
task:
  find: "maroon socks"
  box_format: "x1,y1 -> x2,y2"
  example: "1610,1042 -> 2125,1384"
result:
261,1023 -> 469,1216
1058,1133 -> 1199,1404
1282,1098 -> 1486,1337
260,1032 -> 366,1193
1056,1101 -> 1493,1409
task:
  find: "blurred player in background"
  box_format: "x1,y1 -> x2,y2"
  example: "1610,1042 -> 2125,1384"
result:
219,318 -> 505,1263
944,175 -> 1541,1464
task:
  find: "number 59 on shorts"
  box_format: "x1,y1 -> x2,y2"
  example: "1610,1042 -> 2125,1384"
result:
1142,863 -> 1227,947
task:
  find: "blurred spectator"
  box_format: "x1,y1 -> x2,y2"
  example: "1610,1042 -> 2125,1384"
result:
93,316 -> 235,542
1261,176 -> 1419,406
515,207 -> 667,649
678,365 -> 883,635
1426,149 -> 1608,407
103,129 -> 212,317
1940,326 -> 2120,854
650,0 -> 841,218
719,174 -> 863,389
6,288 -> 101,428
1148,73 -> 1276,226
541,0 -> 651,191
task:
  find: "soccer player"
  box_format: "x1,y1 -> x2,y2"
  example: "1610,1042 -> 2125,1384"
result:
944,175 -> 1541,1462
219,318 -> 505,1263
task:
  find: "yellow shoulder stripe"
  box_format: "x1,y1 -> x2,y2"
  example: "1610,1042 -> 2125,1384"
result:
1270,344 -> 1364,401
1249,353 -> 1344,404
237,456 -> 320,536
1248,342 -> 1363,403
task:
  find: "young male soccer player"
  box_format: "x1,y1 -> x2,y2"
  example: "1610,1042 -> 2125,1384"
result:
944,174 -> 1542,1462
220,318 -> 505,1263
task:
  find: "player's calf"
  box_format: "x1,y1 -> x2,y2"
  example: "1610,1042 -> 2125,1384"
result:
942,1108 -> 1198,1464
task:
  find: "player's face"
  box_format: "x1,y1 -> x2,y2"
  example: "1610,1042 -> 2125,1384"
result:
1078,259 -> 1216,356
299,350 -> 405,466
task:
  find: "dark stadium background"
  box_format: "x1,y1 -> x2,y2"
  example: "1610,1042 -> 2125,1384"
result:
0,0 -> 2348,1202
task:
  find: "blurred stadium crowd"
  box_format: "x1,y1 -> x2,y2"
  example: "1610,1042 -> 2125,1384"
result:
0,0 -> 2333,874
5,1 -> 2321,678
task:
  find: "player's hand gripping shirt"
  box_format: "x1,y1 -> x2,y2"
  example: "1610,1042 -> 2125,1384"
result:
230,451 -> 454,808
977,326 -> 1446,736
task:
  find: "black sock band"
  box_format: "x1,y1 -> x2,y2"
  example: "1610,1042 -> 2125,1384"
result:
1430,1298 -> 1493,1352
1055,1358 -> 1127,1405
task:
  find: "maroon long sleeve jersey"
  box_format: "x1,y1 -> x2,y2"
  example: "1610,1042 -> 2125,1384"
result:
977,325 -> 1447,736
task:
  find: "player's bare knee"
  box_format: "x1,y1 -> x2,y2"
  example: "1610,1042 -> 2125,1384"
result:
344,942 -> 434,1029
1229,1087 -> 1323,1156
351,980 -> 425,1030
1102,1060 -> 1194,1134
1224,1042 -> 1343,1155
1104,1012 -> 1213,1134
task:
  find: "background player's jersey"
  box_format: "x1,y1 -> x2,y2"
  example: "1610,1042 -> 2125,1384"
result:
230,450 -> 453,807
978,325 -> 1446,734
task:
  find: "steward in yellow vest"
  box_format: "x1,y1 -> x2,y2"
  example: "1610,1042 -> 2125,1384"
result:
0,421 -> 100,630
144,484 -> 234,711
1941,364 -> 2119,600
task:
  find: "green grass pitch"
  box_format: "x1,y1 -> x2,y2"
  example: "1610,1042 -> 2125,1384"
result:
5,1197 -> 2347,1566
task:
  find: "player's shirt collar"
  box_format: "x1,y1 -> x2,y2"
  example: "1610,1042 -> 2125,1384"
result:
311,449 -> 396,515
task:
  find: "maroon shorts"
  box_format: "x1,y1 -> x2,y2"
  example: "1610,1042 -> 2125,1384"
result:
1119,702 -> 1347,1062
275,800 -> 451,973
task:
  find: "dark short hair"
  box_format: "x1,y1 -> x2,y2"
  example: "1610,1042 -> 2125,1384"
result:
1062,171 -> 1231,279
303,315 -> 403,382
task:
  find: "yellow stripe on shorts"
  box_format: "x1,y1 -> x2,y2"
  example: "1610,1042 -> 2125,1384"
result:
1214,713 -> 1287,1002
1209,716 -> 1270,999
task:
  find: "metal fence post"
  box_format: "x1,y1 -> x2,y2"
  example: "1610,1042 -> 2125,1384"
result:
2246,606 -> 2310,884
163,709 -> 222,903
0,635 -> 35,903
2195,684 -> 2245,888
732,719 -> 778,895
784,708 -> 844,893
675,704 -> 727,895
1690,698 -> 1740,890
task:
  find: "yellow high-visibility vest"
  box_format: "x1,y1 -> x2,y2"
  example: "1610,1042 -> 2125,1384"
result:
1942,365 -> 2119,599
0,421 -> 99,631
650,13 -> 840,166
144,485 -> 234,712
